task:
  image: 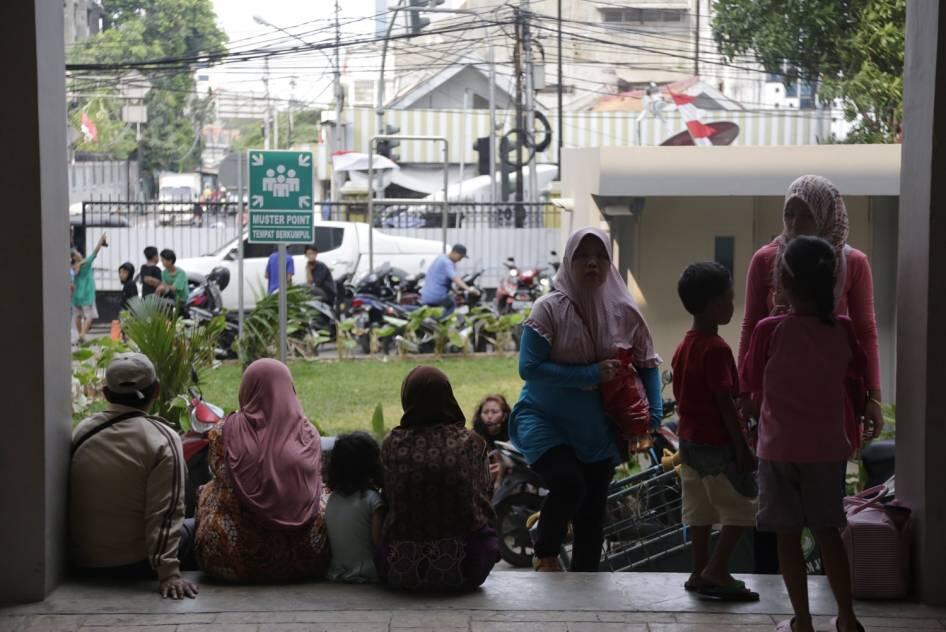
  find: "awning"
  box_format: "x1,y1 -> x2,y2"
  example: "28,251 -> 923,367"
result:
587,144 -> 901,197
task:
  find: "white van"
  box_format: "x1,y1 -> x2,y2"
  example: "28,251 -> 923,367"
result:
177,221 -> 444,310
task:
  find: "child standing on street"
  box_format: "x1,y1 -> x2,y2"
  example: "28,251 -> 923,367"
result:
139,246 -> 163,298
157,249 -> 188,307
673,262 -> 759,602
323,432 -> 385,583
119,262 -> 138,309
742,236 -> 872,632
71,233 -> 107,343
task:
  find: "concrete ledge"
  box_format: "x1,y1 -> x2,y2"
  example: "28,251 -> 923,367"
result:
2,573 -> 944,626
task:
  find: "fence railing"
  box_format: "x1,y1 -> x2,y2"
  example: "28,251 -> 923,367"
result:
321,201 -> 562,289
73,200 -> 563,293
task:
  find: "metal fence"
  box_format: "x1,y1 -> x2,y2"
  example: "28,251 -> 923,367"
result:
320,201 -> 562,289
75,200 -> 243,291
73,200 -> 563,292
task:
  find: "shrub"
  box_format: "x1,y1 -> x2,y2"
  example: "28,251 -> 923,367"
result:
121,296 -> 224,429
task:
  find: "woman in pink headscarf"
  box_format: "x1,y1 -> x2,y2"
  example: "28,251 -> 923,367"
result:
195,359 -> 328,582
509,227 -> 662,572
738,175 -> 884,449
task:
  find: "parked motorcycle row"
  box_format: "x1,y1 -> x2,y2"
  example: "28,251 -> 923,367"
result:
181,250 -> 562,359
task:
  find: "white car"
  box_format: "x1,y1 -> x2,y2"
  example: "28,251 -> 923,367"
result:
177,221 -> 445,310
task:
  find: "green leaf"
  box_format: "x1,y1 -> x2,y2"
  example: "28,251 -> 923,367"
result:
377,325 -> 398,338
371,403 -> 385,441
72,349 -> 95,361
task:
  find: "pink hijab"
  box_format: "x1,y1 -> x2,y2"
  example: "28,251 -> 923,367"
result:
223,359 -> 322,530
526,227 -> 658,366
775,174 -> 851,304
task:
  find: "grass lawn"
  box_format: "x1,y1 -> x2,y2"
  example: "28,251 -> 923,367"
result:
201,356 -> 523,436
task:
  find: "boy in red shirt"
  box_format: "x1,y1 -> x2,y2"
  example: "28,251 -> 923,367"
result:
673,262 -> 758,602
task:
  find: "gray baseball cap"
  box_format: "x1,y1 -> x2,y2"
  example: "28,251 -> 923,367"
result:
106,353 -> 157,397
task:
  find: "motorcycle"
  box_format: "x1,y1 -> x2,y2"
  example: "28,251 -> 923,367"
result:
491,386 -> 680,568
397,272 -> 425,305
181,370 -> 225,518
496,257 -> 545,315
496,251 -> 560,315
184,266 -> 239,359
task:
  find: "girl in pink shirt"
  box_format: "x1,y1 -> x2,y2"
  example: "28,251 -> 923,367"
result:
742,236 -> 871,632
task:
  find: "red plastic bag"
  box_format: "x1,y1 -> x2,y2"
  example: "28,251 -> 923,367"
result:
600,348 -> 650,442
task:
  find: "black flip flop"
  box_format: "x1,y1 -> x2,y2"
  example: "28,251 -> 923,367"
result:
699,581 -> 760,602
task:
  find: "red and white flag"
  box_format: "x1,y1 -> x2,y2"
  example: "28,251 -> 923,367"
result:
80,112 -> 98,143
669,92 -> 717,146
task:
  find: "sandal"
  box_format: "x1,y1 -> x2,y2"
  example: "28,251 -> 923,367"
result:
699,580 -> 760,602
684,578 -> 745,592
532,556 -> 563,572
830,617 -> 866,632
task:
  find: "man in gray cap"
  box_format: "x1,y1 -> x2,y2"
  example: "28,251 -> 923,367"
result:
70,353 -> 198,599
420,243 -> 480,314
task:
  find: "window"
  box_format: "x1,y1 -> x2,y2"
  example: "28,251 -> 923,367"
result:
600,7 -> 686,24
313,226 -> 345,253
714,236 -> 735,278
243,242 -> 276,259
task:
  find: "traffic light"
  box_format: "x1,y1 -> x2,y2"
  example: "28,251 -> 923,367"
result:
378,124 -> 401,161
408,0 -> 446,34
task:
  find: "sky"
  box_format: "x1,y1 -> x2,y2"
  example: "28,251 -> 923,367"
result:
209,0 -> 464,107
210,0 -> 379,106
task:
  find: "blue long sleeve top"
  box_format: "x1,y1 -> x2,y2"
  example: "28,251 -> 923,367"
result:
510,326 -> 665,465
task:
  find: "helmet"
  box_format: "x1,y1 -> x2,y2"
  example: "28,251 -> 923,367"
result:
207,266 -> 230,291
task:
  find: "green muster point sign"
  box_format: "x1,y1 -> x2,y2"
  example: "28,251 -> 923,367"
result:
248,149 -> 314,243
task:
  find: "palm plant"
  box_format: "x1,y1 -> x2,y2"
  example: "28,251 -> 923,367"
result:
469,307 -> 527,355
234,284 -> 316,368
121,296 -> 224,429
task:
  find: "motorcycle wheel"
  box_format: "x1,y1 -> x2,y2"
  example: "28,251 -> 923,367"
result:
494,491 -> 543,568
358,333 -> 371,355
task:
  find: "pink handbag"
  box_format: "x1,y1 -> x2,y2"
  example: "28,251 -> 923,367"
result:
842,481 -> 912,599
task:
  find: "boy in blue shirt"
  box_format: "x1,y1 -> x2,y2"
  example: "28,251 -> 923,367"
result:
265,250 -> 294,295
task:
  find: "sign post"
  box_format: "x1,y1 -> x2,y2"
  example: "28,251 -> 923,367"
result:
247,149 -> 314,364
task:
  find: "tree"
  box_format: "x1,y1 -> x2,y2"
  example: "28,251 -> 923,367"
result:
68,0 -> 227,172
230,109 -> 323,152
712,0 -> 904,143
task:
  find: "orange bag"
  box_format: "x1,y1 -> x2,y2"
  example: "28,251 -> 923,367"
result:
600,347 -> 650,441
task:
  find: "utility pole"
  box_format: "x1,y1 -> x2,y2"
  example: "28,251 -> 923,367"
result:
263,58 -> 271,151
513,7 -> 523,203
694,0 -> 701,77
288,76 -> 296,147
557,0 -> 563,171
332,0 -> 343,202
523,2 -> 537,205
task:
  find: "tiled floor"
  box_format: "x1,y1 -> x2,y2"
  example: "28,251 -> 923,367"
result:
2,573 -> 943,631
